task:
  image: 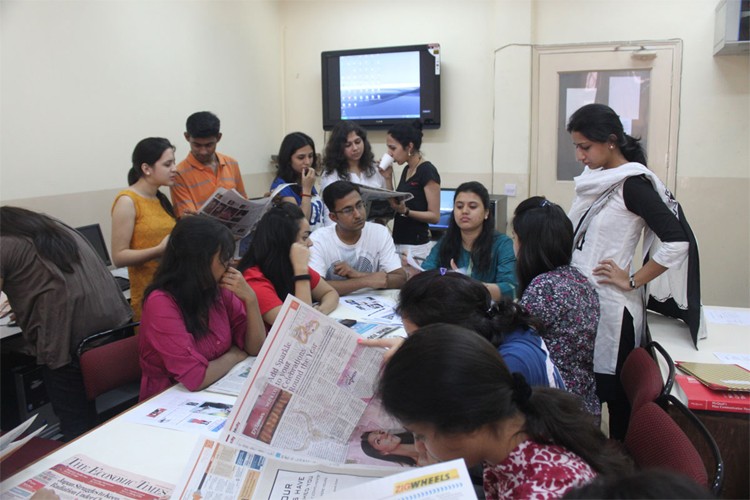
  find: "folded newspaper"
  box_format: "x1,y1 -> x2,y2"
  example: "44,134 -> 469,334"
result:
4,455 -> 174,499
354,184 -> 413,203
198,183 -> 293,238
172,296 -> 476,499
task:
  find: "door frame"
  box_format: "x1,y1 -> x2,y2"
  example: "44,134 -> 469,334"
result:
529,40 -> 683,197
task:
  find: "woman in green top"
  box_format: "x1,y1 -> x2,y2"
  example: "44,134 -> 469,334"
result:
422,181 -> 517,300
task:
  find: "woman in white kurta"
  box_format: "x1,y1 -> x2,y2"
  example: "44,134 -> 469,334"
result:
566,103 -> 689,440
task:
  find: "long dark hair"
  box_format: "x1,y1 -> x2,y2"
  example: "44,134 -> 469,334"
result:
512,196 -> 573,296
237,202 -> 303,302
0,206 -> 81,273
323,121 -> 376,179
144,216 -> 234,338
396,270 -> 545,347
129,137 -> 176,218
276,132 -> 317,197
567,103 -> 647,166
437,181 -> 495,273
378,325 -> 632,474
360,431 -> 416,466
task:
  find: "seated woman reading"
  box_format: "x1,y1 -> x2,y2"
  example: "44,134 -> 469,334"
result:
138,216 -> 266,400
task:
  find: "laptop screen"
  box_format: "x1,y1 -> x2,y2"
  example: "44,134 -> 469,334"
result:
76,224 -> 112,267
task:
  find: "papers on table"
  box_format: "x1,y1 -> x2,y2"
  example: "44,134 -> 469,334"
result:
0,415 -> 47,461
4,454 -> 173,500
714,352 -> 750,372
704,306 -> 750,326
340,295 -> 402,325
125,392 -> 233,436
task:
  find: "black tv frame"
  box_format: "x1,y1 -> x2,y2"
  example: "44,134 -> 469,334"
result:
321,43 -> 441,131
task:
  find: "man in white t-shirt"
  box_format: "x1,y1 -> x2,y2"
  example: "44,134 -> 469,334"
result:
310,181 -> 406,296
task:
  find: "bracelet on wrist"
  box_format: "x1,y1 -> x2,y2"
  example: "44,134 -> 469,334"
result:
400,207 -> 410,217
301,193 -> 312,198
294,274 -> 312,282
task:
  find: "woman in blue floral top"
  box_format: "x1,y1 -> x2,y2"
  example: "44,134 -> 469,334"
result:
513,196 -> 600,417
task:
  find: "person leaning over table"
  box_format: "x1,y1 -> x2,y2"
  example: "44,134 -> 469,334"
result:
0,206 -> 132,440
138,216 -> 266,400
421,181 -> 517,300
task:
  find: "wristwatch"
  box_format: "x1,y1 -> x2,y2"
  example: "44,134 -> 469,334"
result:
629,274 -> 637,289
400,207 -> 410,217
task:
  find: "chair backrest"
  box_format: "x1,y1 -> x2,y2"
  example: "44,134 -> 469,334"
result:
78,327 -> 141,401
620,341 -> 675,414
625,401 -> 709,488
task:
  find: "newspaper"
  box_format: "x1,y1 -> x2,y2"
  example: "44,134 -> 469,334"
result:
4,454 -> 174,499
221,296 -> 413,468
0,415 -> 47,461
319,458 -> 475,499
205,357 -> 257,397
198,183 -> 293,238
172,438 -> 392,500
354,184 -> 413,203
346,321 -> 403,340
340,295 -> 402,325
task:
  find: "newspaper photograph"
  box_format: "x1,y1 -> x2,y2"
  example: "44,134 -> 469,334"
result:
221,296 -> 416,469
172,438 -> 392,500
198,183 -> 292,238
3,454 -> 174,500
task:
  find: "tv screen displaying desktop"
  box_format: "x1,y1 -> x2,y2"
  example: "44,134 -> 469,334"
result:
321,43 -> 441,131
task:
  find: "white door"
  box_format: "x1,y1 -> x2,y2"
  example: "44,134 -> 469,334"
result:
530,42 -> 682,209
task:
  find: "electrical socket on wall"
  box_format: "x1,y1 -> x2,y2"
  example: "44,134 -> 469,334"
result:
504,183 -> 517,197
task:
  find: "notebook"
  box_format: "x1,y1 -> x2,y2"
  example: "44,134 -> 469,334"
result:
675,361 -> 750,392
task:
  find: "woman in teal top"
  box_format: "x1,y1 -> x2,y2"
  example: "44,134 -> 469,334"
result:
422,181 -> 517,300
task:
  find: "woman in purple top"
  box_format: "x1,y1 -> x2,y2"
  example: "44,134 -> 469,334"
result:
513,196 -> 600,417
138,216 -> 266,400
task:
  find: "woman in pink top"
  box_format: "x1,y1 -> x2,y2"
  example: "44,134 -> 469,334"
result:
138,217 -> 266,400
377,325 -> 631,500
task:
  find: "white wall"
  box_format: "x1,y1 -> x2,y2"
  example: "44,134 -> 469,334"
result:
0,0 -> 284,201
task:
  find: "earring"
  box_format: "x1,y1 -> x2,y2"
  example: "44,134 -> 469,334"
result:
609,145 -> 614,150
408,150 -> 412,157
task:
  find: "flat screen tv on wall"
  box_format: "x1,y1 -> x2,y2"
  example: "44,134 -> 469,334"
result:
321,43 -> 441,131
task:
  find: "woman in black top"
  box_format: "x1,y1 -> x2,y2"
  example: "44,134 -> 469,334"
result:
385,120 -> 441,270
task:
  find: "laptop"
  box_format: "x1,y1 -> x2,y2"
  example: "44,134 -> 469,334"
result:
75,224 -> 130,291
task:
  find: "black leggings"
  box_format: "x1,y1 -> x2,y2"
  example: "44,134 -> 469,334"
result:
595,308 -> 636,441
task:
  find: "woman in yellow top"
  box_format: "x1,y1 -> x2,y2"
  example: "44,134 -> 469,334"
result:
112,137 -> 178,320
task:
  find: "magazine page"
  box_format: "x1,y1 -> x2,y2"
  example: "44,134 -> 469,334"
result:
125,391 -> 234,436
221,296 -> 414,469
172,438 -> 393,500
205,357 -> 257,397
198,183 -> 293,238
318,459 -> 476,500
354,184 -> 413,203
3,454 -> 174,499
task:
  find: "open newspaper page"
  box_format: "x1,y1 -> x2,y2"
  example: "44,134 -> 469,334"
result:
198,183 -> 293,238
3,455 -> 173,499
0,415 -> 46,461
319,459 -> 476,500
221,296 -> 416,469
172,438 -> 392,500
354,184 -> 413,203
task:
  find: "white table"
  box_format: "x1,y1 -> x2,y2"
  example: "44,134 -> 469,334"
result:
0,289 -> 404,492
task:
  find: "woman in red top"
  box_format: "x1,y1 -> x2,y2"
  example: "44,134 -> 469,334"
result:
238,202 -> 338,329
377,324 -> 631,500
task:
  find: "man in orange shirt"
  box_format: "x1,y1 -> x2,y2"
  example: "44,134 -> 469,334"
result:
171,111 -> 247,217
